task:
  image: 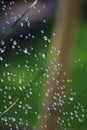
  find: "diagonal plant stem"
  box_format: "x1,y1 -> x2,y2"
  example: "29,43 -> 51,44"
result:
0,98 -> 20,119
0,68 -> 45,120
0,0 -> 38,43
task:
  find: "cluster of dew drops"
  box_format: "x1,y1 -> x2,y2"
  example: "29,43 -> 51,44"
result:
0,0 -> 85,130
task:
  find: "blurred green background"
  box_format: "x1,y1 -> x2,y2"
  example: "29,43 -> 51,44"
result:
0,0 -> 87,130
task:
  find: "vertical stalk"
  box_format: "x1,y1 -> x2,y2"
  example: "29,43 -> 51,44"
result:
37,0 -> 81,129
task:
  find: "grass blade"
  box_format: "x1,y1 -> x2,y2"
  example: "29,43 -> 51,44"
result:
0,0 -> 38,43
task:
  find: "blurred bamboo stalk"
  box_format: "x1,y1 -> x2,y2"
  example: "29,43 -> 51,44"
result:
37,0 -> 81,129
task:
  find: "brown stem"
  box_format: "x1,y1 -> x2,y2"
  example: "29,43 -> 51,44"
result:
37,0 -> 81,129
0,98 -> 20,119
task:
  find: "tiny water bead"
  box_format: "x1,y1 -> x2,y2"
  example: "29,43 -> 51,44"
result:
0,56 -> 3,61
43,36 -> 48,41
